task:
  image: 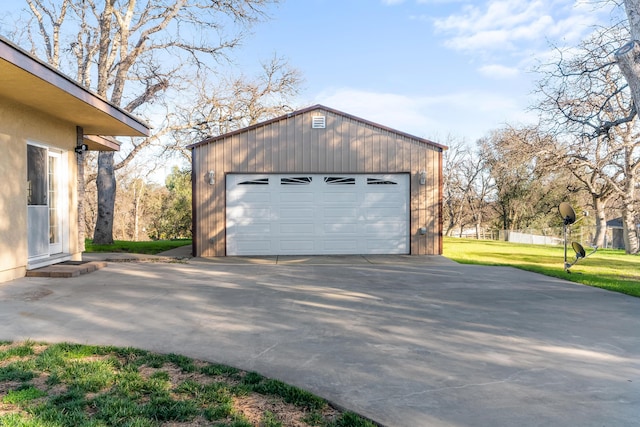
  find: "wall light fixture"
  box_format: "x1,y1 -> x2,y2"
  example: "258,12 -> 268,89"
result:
419,170 -> 427,185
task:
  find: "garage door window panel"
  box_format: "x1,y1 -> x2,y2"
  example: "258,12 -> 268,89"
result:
238,178 -> 269,185
324,176 -> 355,185
281,176 -> 312,185
367,178 -> 398,185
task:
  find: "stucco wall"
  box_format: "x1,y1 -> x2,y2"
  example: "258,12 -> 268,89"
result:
0,96 -> 79,282
192,107 -> 443,257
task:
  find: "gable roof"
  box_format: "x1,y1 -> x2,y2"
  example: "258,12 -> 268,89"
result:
0,37 -> 150,149
188,104 -> 447,151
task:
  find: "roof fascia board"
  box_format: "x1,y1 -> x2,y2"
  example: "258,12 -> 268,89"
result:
83,134 -> 121,151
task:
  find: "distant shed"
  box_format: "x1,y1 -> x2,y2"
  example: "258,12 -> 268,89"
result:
606,218 -> 640,250
189,104 -> 446,257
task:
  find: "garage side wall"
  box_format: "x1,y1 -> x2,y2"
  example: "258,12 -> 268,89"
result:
192,108 -> 443,257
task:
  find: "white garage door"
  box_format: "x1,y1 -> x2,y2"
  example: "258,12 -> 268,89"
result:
226,174 -> 409,255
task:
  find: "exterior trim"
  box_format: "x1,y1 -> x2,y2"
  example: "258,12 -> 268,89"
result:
83,135 -> 121,151
191,155 -> 198,258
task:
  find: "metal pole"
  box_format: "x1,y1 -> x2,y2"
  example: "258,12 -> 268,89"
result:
564,223 -> 568,270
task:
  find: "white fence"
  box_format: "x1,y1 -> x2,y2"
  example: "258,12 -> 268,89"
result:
453,226 -> 620,248
504,231 -> 563,246
452,224 -> 640,250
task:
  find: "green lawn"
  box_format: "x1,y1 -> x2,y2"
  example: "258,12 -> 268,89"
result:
84,239 -> 192,255
443,237 -> 640,298
0,342 -> 374,427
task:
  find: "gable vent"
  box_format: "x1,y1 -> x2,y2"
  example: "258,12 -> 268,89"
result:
312,115 -> 326,129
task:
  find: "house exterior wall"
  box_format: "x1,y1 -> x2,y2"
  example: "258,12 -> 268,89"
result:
192,107 -> 443,257
0,96 -> 80,283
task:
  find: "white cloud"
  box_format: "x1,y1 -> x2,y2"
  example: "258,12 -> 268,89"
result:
381,0 -> 405,4
312,87 -> 536,142
434,1 -> 541,35
478,64 -> 519,78
314,89 -> 435,136
433,0 -> 606,54
416,0 -> 466,3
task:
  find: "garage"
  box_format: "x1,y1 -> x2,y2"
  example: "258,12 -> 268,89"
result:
226,173 -> 409,255
189,104 -> 446,257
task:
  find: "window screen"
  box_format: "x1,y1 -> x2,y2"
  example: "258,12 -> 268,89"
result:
27,145 -> 47,205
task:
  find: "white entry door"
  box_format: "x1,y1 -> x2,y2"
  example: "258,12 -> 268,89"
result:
226,174 -> 409,255
27,144 -> 66,262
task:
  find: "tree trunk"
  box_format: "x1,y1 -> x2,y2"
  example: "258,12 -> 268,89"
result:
93,152 -> 116,244
621,205 -> 639,254
621,176 -> 639,254
134,191 -> 140,241
624,0 -> 640,41
615,40 -> 640,114
616,0 -> 640,105
445,200 -> 455,236
501,203 -> 509,240
592,195 -> 608,248
453,202 -> 465,237
617,2 -> 640,254
133,180 -> 144,241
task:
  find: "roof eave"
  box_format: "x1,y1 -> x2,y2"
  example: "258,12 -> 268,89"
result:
0,36 -> 150,148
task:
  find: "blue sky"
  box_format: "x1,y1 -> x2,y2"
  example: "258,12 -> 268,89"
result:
0,0 -> 620,147
234,0 -> 618,144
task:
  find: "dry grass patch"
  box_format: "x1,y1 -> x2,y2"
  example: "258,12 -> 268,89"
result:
0,341 -> 376,427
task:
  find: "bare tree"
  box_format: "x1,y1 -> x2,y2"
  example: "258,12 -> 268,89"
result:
441,136 -> 492,238
18,0 -> 278,244
463,156 -> 492,239
535,23 -> 640,252
618,0 -> 640,114
166,54 -> 303,157
617,0 -> 640,253
566,144 -> 616,248
479,126 -> 573,237
442,137 -> 471,236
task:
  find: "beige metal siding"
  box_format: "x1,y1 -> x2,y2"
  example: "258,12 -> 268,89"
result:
193,108 -> 443,257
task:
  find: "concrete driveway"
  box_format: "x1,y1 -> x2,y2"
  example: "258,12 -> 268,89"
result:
1,255 -> 639,426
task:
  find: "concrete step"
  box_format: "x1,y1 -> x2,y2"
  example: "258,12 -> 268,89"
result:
26,261 -> 107,278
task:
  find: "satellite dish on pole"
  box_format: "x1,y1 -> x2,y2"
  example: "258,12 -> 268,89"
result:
559,202 -> 576,270
571,241 -> 586,259
559,202 -> 576,225
564,241 -> 598,272
558,201 -> 598,272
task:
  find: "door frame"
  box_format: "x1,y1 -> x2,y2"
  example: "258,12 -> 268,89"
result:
26,141 -> 70,266
47,149 -> 65,255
